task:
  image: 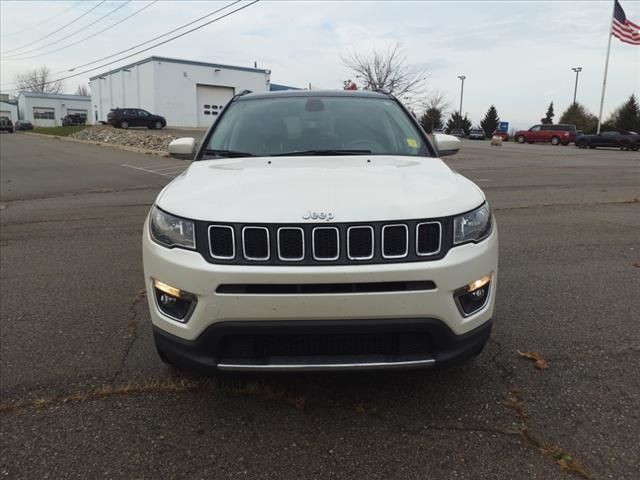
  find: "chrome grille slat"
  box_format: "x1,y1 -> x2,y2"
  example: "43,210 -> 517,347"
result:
416,221 -> 442,256
312,227 -> 339,261
208,225 -> 235,259
277,227 -> 305,261
382,224 -> 409,259
242,226 -> 270,261
347,226 -> 374,260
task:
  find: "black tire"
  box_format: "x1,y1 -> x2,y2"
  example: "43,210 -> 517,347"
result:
589,145 -> 596,149
120,120 -> 129,129
550,136 -> 561,146
620,141 -> 631,151
154,121 -> 164,130
516,135 -> 526,144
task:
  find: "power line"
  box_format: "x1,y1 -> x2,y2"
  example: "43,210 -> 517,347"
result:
1,0 -> 238,88
1,1 -> 84,38
4,1 -> 134,59
56,0 -> 242,75
1,0 -> 260,93
2,0 -> 106,55
3,1 -> 157,61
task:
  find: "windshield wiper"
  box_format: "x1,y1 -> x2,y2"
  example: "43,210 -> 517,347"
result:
272,149 -> 371,157
204,149 -> 256,158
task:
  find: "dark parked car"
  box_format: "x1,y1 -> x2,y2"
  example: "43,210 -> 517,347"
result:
62,113 -> 87,126
576,130 -> 640,151
449,128 -> 465,138
0,116 -> 14,133
469,128 -> 486,140
14,120 -> 34,131
107,108 -> 166,129
492,130 -> 509,141
514,124 -> 577,145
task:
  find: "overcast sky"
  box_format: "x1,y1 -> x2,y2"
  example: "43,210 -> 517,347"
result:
1,0 -> 638,129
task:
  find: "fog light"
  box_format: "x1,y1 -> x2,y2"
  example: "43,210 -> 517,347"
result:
455,275 -> 491,317
152,279 -> 196,322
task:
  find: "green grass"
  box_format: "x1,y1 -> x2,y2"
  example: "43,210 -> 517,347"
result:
31,125 -> 88,136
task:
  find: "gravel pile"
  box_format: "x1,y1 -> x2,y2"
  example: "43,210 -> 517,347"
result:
70,125 -> 177,152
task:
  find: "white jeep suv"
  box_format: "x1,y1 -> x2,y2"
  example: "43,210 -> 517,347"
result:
143,90 -> 497,372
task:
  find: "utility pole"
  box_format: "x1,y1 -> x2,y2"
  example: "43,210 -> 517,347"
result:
571,67 -> 582,104
457,75 -> 466,127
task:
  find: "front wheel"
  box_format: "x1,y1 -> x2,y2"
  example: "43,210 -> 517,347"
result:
550,136 -> 560,146
516,135 -> 525,144
154,121 -> 164,130
120,120 -> 129,129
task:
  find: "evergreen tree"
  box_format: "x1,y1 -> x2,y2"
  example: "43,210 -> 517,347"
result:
559,102 -> 598,133
480,105 -> 500,137
419,106 -> 445,133
446,112 -> 471,135
541,102 -> 554,124
606,94 -> 640,132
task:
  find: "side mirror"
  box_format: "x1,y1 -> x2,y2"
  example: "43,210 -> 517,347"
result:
433,133 -> 461,157
168,137 -> 196,160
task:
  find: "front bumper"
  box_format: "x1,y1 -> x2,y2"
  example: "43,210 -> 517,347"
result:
154,318 -> 493,372
143,217 -> 498,370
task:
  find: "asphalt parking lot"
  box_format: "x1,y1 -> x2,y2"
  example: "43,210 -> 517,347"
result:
1,134 -> 638,479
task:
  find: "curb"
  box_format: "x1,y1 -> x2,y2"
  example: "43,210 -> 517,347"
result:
23,132 -> 169,157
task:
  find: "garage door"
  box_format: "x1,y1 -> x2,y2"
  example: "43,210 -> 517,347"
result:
67,109 -> 88,121
33,107 -> 56,127
196,85 -> 235,127
0,110 -> 10,118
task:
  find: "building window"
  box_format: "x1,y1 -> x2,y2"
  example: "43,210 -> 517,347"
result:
33,108 -> 55,120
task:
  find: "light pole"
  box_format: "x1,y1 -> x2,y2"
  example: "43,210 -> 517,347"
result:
571,67 -> 582,105
457,75 -> 466,127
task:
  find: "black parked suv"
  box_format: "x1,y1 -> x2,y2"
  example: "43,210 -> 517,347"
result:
107,108 -> 166,129
0,116 -> 14,133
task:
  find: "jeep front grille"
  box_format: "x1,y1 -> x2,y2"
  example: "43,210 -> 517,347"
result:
198,218 -> 449,266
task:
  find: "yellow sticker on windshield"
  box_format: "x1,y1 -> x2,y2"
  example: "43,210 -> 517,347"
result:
407,138 -> 418,148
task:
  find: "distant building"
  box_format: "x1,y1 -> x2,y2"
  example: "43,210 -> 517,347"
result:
270,83 -> 301,91
90,56 -> 272,128
17,92 -> 92,127
0,101 -> 18,122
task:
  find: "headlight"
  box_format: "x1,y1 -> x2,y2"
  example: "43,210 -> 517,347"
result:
149,206 -> 195,249
453,203 -> 492,245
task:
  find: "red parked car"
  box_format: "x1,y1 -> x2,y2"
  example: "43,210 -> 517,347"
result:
514,124 -> 577,145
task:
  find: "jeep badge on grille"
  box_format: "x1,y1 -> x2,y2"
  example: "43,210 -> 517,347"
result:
302,210 -> 335,221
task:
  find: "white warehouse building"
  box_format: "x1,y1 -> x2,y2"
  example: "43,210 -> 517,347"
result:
17,92 -> 92,127
0,101 -> 18,122
90,56 -> 271,128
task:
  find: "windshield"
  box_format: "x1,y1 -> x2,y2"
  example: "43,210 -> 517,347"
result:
204,95 -> 432,158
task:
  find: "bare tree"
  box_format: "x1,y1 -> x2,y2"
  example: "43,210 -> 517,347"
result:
422,90 -> 449,113
418,90 -> 449,133
341,42 -> 428,99
75,84 -> 89,96
13,66 -> 64,94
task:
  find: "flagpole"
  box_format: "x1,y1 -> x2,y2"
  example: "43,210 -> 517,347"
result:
597,0 -> 617,134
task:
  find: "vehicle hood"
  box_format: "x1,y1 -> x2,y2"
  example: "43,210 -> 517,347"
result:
156,156 -> 486,223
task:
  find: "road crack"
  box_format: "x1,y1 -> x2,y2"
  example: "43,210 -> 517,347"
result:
110,289 -> 147,384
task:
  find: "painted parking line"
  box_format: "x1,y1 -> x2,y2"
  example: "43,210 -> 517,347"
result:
121,163 -> 189,177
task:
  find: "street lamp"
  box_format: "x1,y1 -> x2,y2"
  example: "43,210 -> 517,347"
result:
457,75 -> 466,127
571,67 -> 582,105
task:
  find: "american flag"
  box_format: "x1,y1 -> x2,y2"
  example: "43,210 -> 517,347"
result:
613,0 -> 640,45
